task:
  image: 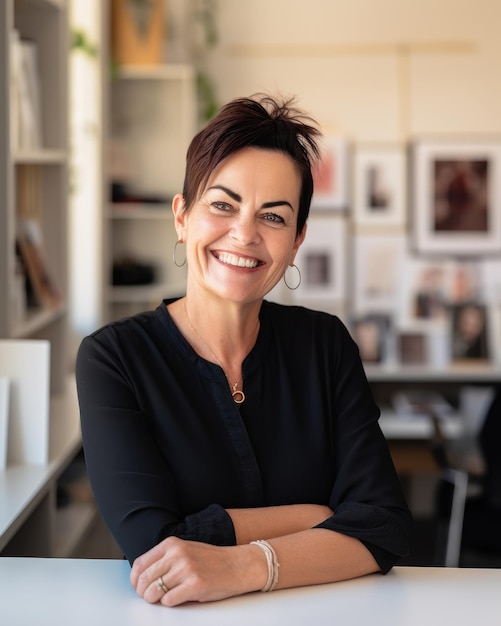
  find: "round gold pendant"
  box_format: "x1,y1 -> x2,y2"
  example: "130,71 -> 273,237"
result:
232,389 -> 245,404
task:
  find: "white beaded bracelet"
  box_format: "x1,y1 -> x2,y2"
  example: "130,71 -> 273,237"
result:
250,539 -> 280,592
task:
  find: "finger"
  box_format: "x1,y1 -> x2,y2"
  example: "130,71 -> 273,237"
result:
130,538 -> 173,587
142,574 -> 171,605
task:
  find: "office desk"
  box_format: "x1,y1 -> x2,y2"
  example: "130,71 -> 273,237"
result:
1,558 -> 499,625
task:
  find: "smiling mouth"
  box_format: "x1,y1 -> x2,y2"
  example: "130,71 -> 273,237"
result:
215,251 -> 262,269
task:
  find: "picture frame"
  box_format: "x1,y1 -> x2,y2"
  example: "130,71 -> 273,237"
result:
353,145 -> 406,227
396,330 -> 428,365
450,302 -> 490,362
311,137 -> 349,210
292,215 -> 347,302
349,313 -> 391,364
412,140 -> 501,255
398,258 -> 482,326
352,233 -> 406,314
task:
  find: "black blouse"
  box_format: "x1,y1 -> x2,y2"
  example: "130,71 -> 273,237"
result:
76,300 -> 411,571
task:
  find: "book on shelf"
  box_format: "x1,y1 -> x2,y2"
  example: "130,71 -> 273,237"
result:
10,30 -> 43,151
16,221 -> 61,310
15,165 -> 61,310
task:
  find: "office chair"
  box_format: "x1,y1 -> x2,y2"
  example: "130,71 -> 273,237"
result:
428,384 -> 501,567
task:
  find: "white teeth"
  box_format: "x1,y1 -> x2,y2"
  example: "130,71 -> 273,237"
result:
218,252 -> 258,268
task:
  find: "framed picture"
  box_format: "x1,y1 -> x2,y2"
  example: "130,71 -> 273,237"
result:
292,215 -> 347,302
450,302 -> 489,362
397,330 -> 428,365
398,258 -> 481,326
349,313 -> 391,364
412,140 -> 501,255
311,137 -> 349,210
353,145 -> 406,227
352,234 -> 406,314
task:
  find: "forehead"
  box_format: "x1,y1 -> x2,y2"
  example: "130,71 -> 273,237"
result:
205,147 -> 301,195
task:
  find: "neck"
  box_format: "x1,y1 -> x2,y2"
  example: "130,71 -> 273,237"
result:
183,295 -> 261,362
179,296 -> 261,405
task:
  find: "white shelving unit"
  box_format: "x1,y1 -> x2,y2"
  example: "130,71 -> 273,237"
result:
106,64 -> 196,321
0,0 -> 69,392
0,0 -> 107,558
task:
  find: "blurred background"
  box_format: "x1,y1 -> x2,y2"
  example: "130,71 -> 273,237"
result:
1,0 -> 500,567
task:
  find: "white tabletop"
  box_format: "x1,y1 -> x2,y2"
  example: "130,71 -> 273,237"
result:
1,558 -> 500,626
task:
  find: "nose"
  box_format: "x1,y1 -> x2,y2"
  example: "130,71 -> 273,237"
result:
230,213 -> 261,246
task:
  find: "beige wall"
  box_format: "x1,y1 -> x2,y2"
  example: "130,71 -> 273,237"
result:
199,0 -> 501,140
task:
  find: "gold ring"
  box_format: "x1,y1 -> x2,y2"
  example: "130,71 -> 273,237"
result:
156,576 -> 168,594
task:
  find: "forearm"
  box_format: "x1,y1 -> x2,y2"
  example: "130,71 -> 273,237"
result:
264,528 -> 380,590
226,503 -> 333,544
131,527 -> 380,607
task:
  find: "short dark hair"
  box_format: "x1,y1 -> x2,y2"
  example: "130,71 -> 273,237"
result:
182,94 -> 321,237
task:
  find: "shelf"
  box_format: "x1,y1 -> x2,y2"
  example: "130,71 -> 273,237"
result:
364,363 -> 501,383
0,376 -> 81,552
11,303 -> 66,339
106,60 -> 195,323
379,409 -> 464,440
13,149 -> 67,165
109,283 -> 185,303
15,0 -> 65,10
110,203 -> 173,219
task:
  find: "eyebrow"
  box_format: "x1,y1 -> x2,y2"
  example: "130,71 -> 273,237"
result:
208,185 -> 295,212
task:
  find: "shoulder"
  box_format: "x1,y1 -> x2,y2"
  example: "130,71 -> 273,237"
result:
261,301 -> 356,359
77,303 -> 170,362
262,300 -> 350,337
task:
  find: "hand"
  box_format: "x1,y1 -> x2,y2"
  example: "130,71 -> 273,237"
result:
130,536 -> 267,607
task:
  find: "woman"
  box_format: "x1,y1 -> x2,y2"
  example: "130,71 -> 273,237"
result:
76,94 -> 411,607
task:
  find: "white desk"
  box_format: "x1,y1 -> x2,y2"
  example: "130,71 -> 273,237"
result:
1,558 -> 499,625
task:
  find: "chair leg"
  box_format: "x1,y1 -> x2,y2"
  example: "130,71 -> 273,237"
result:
444,469 -> 469,568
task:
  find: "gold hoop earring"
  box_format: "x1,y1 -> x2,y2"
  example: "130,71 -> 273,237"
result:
173,240 -> 186,267
284,264 -> 301,290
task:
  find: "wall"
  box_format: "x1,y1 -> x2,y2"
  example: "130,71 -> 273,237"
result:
200,0 -> 501,140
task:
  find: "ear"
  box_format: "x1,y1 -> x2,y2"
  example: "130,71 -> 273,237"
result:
290,223 -> 307,265
172,193 -> 188,241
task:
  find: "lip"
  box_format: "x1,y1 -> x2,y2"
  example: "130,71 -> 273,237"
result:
212,250 -> 264,269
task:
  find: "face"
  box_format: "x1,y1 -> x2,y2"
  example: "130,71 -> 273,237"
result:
173,147 -> 305,305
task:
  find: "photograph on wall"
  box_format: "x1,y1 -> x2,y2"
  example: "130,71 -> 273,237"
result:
352,234 -> 406,314
352,145 -> 406,227
411,140 -> 501,255
292,215 -> 346,302
311,137 -> 349,210
396,330 -> 428,365
450,302 -> 489,362
399,258 -> 481,326
349,313 -> 391,364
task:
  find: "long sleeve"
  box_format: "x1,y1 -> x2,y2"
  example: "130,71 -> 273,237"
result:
76,301 -> 411,569
76,315 -> 238,564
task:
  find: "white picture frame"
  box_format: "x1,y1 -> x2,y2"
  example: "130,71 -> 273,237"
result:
293,215 -> 347,302
412,139 -> 501,255
311,137 -> 349,210
352,233 -> 407,314
353,145 -> 406,227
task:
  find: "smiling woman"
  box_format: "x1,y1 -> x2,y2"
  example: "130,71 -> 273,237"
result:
76,94 -> 411,608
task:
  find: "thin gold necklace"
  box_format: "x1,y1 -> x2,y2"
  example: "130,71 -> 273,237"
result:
183,301 -> 246,404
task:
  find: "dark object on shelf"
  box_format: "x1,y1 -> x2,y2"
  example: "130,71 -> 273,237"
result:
112,258 -> 155,285
110,181 -> 170,204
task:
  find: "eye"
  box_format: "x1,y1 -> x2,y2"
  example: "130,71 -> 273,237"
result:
211,201 -> 233,212
263,212 -> 286,224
